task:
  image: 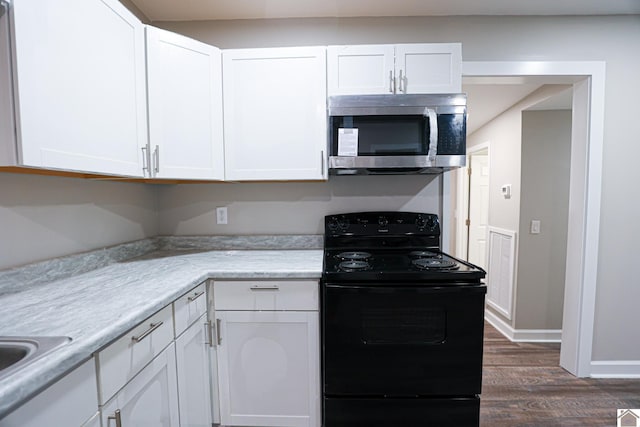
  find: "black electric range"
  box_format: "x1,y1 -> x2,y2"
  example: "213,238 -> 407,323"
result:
321,211 -> 487,427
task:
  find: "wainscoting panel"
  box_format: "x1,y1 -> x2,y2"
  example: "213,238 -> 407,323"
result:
486,227 -> 517,320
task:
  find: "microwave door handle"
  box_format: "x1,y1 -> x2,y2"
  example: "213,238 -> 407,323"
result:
425,108 -> 438,164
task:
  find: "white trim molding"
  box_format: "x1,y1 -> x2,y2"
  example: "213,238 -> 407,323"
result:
590,361 -> 640,379
485,310 -> 561,343
464,61 -> 606,377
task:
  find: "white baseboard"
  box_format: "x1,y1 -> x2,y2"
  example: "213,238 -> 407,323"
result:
485,309 -> 562,343
591,361 -> 640,378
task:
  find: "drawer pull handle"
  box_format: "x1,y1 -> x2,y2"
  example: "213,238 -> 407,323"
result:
131,321 -> 163,343
108,409 -> 122,427
249,285 -> 280,291
188,290 -> 205,302
204,320 -> 213,347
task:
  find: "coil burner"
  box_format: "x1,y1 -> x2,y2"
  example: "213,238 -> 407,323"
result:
412,258 -> 459,270
338,260 -> 371,271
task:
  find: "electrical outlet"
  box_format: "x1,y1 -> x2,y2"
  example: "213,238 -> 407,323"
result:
530,220 -> 541,234
216,207 -> 228,225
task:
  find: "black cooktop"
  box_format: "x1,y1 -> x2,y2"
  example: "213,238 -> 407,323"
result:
323,248 -> 485,283
322,212 -> 485,284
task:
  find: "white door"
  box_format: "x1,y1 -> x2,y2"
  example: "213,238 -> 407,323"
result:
10,0 -> 147,176
222,47 -> 327,181
146,26 -> 224,180
102,344 -> 179,427
175,314 -> 213,427
395,43 -> 462,94
327,45 -> 395,95
216,311 -> 320,427
467,151 -> 490,269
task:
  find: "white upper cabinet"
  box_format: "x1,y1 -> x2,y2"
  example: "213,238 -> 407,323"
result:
327,43 -> 462,95
1,0 -> 148,176
222,47 -> 327,181
145,26 -> 224,180
327,45 -> 395,95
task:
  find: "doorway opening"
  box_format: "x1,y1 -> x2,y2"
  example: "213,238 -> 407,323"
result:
450,61 -> 605,377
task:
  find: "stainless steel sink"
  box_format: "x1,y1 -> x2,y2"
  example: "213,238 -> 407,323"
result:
0,336 -> 71,381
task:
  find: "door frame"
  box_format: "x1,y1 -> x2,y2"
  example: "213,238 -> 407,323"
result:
456,142 -> 490,262
461,61 -> 605,377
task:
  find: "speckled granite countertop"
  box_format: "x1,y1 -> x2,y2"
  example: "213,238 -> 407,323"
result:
0,236 -> 323,418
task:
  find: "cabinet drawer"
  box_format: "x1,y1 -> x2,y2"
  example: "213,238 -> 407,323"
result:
97,305 -> 173,404
174,282 -> 207,337
214,280 -> 318,311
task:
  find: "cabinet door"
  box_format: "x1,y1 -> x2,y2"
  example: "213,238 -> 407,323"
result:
80,412 -> 101,427
0,359 -> 98,427
216,311 -> 320,427
102,343 -> 179,427
222,47 -> 327,181
9,0 -> 147,176
175,314 -> 213,427
327,45 -> 395,95
146,26 -> 224,180
395,43 -> 462,94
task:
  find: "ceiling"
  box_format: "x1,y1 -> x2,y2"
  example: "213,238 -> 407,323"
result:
130,0 -> 640,22
463,80 -> 573,134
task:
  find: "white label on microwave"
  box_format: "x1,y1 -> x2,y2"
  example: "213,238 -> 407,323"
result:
338,128 -> 359,156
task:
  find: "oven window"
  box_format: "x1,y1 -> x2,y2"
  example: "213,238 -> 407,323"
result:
361,307 -> 446,345
330,115 -> 428,156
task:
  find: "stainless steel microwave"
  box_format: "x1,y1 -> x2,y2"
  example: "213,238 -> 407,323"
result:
328,94 -> 467,175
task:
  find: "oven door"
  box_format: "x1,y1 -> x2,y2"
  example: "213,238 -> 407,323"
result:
322,283 -> 486,397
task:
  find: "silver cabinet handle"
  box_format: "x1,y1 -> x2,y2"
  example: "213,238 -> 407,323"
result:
188,290 -> 205,302
141,146 -> 150,176
131,321 -> 163,343
399,69 -> 404,93
153,145 -> 160,174
108,409 -> 122,427
204,320 -> 213,347
389,70 -> 394,93
320,150 -> 325,178
0,2 -> 8,19
249,285 -> 280,291
216,318 -> 222,345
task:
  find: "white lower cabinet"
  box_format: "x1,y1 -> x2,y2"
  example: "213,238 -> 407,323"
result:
0,359 -> 98,427
175,313 -> 213,427
213,280 -> 320,427
101,342 -> 179,427
81,412 -> 102,427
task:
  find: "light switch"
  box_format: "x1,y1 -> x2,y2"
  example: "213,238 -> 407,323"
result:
501,184 -> 512,199
530,220 -> 541,234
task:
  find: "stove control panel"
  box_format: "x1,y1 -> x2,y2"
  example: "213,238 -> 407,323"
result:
325,212 -> 440,236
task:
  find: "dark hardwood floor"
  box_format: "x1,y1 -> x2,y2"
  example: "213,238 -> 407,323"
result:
481,322 -> 640,426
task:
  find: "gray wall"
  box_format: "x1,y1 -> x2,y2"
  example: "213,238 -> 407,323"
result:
156,15 -> 640,361
517,110 -> 571,330
0,173 -> 158,270
157,175 -> 441,235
